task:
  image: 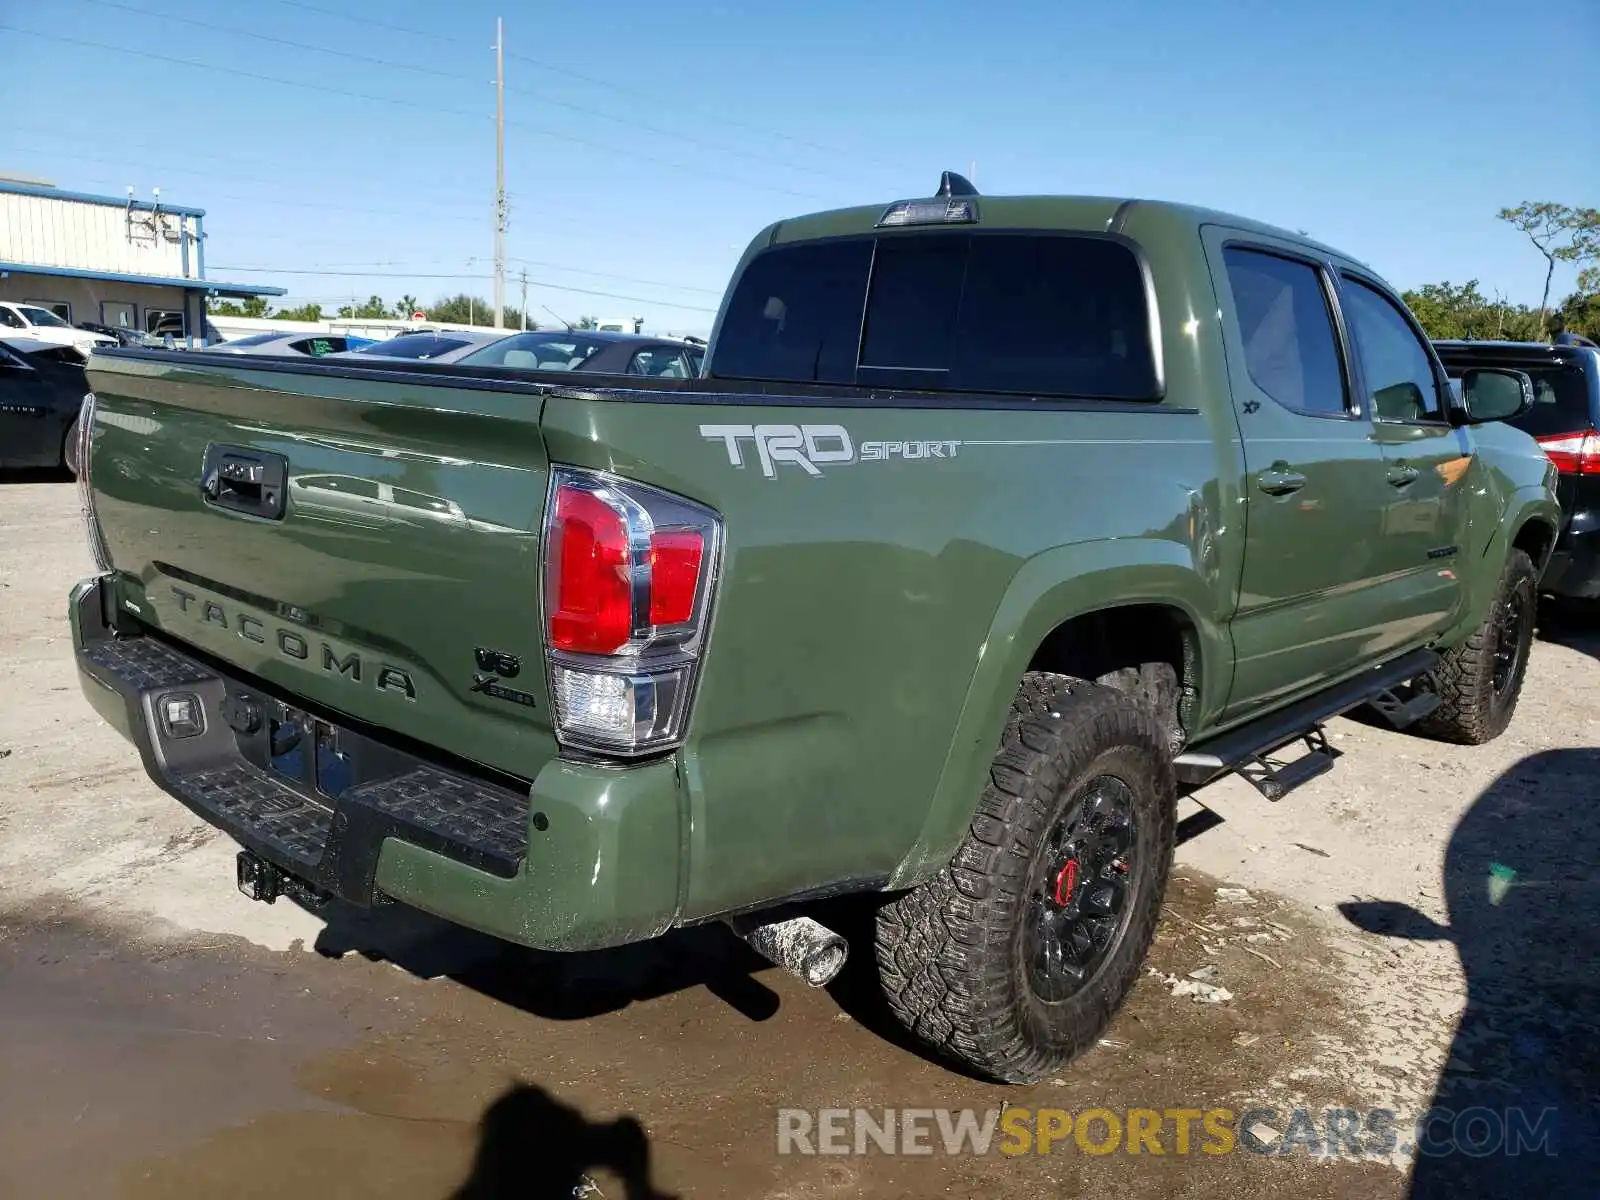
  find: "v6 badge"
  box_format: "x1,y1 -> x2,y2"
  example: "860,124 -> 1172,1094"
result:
471,647 -> 537,709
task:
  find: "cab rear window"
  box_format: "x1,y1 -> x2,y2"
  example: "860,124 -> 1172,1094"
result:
712,232 -> 1160,401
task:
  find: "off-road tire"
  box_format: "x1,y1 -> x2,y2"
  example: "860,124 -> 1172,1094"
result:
1415,549 -> 1538,745
62,418 -> 80,477
874,674 -> 1176,1083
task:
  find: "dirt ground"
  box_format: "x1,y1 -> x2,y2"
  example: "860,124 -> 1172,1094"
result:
2,476 -> 1596,1199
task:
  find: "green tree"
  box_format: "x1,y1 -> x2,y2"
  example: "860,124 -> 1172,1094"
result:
272,302 -> 324,322
575,314 -> 599,330
1402,280 -> 1493,339
1400,280 -> 1546,342
1554,290 -> 1600,343
393,294 -> 420,319
336,295 -> 391,319
425,293 -> 484,324
1497,202 -> 1599,335
425,293 -> 530,329
207,297 -> 271,318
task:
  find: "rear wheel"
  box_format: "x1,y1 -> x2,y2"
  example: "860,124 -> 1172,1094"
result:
874,675 -> 1176,1083
1416,549 -> 1538,744
62,418 -> 80,477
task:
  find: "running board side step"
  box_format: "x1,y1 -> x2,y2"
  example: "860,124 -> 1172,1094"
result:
1173,648 -> 1441,792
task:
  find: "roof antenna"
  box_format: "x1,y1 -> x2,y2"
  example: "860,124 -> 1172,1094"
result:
938,170 -> 979,198
541,304 -> 573,331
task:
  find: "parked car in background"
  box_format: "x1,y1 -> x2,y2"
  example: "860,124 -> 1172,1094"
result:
330,329 -> 514,363
76,322 -> 164,349
0,302 -> 114,354
0,337 -> 88,473
458,329 -> 705,376
1435,335 -> 1600,604
209,331 -> 377,358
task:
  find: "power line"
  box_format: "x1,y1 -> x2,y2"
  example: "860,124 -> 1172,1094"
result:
212,256 -> 725,297
505,257 -> 723,295
270,0 -> 898,169
208,266 -> 720,313
1,23 -> 835,203
72,0 -> 871,185
5,141 -> 658,241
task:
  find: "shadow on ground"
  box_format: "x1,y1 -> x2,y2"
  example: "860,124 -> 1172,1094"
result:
1341,748 -> 1600,1197
308,888 -> 985,1076
0,467 -> 72,485
1536,599 -> 1600,664
452,1082 -> 676,1200
312,902 -> 785,1023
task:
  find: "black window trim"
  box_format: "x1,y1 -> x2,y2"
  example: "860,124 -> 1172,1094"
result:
709,227 -> 1170,406
1334,268 -> 1452,429
1217,238 -> 1362,424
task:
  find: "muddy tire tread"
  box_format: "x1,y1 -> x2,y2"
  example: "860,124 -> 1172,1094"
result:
1416,549 -> 1537,745
874,674 -> 1175,1083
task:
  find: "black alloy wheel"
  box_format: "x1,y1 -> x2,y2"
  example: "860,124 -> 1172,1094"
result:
1024,775 -> 1139,1002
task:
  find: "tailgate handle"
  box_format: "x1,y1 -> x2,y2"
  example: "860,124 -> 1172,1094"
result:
201,445 -> 288,520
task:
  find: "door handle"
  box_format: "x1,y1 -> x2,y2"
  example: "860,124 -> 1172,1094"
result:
1387,464 -> 1420,488
1258,467 -> 1307,496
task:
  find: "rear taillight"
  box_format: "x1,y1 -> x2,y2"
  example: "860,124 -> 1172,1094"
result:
1536,429 -> 1600,476
542,468 -> 721,756
77,392 -> 112,572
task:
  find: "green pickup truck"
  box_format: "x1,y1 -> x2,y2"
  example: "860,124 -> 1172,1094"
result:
72,174 -> 1558,1083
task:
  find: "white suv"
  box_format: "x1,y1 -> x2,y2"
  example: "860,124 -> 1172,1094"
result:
0,303 -> 116,354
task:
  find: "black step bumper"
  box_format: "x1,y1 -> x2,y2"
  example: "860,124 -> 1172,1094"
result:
70,576 -> 530,909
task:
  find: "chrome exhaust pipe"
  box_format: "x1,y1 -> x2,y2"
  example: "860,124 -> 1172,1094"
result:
729,914 -> 848,987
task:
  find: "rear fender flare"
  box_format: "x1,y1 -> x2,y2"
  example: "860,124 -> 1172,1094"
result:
887,539 -> 1228,889
1443,486 -> 1561,645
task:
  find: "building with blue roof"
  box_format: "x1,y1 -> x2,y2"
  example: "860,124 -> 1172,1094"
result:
0,176 -> 285,345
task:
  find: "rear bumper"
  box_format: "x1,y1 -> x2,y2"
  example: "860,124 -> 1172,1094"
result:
70,574 -> 686,952
1541,508 -> 1600,600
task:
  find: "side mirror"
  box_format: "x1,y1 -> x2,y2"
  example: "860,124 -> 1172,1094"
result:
1459,367 -> 1533,424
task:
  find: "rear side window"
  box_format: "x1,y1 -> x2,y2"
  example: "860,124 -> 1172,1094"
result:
713,233 -> 1159,400
1222,247 -> 1348,417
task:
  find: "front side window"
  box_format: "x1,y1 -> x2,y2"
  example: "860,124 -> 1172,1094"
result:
0,307 -> 24,330
1340,277 -> 1442,423
18,305 -> 68,329
1222,247 -> 1348,417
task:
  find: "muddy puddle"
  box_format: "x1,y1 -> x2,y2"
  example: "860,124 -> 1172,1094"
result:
0,873 -> 1407,1200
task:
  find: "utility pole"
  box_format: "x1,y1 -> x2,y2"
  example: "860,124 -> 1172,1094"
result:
492,16 -> 506,329
519,269 -> 529,330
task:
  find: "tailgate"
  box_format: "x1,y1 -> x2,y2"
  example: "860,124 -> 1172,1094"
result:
83,351 -> 558,781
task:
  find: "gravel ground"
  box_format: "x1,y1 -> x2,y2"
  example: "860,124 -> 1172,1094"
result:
2,476 -> 1595,1199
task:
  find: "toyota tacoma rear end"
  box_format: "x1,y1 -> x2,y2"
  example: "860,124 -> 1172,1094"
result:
72,174 -> 1557,1084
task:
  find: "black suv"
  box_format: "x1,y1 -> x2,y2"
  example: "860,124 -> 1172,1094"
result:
1435,334 -> 1600,602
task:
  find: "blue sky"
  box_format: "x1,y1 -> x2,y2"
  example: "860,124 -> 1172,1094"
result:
2,0 -> 1595,335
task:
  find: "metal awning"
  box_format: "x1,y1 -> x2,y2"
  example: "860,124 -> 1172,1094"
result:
0,261 -> 286,298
